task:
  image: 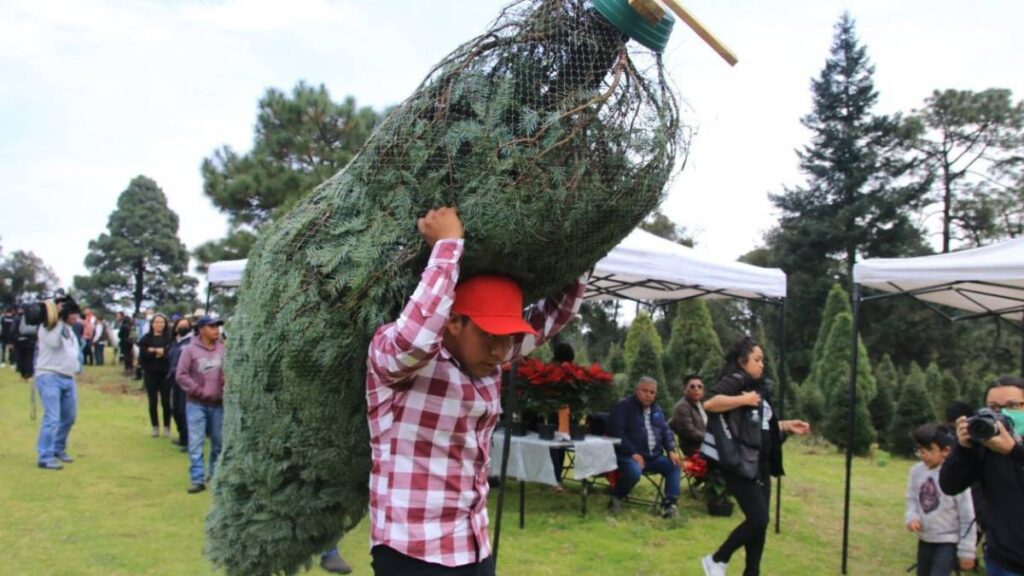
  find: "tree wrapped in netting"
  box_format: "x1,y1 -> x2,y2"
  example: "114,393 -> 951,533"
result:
205,2 -> 684,574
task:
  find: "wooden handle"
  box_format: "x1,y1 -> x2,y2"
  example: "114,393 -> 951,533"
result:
659,0 -> 738,66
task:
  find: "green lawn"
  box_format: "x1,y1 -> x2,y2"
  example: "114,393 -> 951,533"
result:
2,362 -> 928,575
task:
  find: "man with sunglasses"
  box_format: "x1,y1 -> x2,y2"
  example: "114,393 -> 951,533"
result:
940,376 -> 1024,576
670,374 -> 708,456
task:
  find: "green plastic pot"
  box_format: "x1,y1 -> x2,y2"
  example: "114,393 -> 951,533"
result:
592,0 -> 675,53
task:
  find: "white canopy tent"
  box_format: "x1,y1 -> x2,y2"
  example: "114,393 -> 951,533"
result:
838,237 -> 1024,574
587,228 -> 787,303
205,229 -> 788,304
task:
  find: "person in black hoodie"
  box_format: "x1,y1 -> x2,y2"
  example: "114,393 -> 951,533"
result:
701,337 -> 810,576
940,376 -> 1024,576
166,317 -> 193,451
138,313 -> 172,438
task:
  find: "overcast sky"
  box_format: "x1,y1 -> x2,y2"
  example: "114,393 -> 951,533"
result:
2,0 -> 1022,292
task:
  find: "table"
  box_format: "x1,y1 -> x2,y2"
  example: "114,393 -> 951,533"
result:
490,430 -> 619,527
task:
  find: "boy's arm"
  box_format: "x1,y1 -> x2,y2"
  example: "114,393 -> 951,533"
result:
904,468 -> 921,527
367,226 -> 462,385
955,489 -> 977,560
508,276 -> 586,360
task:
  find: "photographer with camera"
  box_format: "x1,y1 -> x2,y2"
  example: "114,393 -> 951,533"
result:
32,295 -> 83,470
940,376 -> 1024,576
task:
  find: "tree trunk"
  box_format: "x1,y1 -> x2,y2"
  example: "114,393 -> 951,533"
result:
133,258 -> 144,315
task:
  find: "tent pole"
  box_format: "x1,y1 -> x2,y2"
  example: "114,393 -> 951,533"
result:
775,299 -> 786,534
493,361 -> 518,565
1019,313 -> 1023,376
841,284 -> 861,574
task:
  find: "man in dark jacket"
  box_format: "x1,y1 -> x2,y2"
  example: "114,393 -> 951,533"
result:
608,376 -> 683,518
940,376 -> 1024,575
670,374 -> 707,456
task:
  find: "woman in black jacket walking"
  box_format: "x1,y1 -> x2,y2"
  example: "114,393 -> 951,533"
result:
138,313 -> 172,438
166,317 -> 193,450
701,337 -> 810,576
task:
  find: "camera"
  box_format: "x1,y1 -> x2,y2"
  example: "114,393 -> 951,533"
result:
22,291 -> 81,329
967,407 -> 1013,443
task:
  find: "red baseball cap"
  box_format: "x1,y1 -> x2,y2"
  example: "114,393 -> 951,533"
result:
452,275 -> 538,337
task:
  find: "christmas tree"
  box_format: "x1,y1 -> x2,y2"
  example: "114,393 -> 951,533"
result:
205,2 -> 684,574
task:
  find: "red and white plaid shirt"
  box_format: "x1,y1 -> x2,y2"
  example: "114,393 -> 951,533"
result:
366,238 -> 584,567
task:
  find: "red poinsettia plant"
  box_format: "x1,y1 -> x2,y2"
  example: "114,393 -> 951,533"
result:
515,357 -> 614,420
684,452 -> 728,503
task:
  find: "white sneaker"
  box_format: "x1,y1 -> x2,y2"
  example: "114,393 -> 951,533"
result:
702,554 -> 727,576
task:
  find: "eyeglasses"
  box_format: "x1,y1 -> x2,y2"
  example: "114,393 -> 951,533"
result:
987,400 -> 1024,412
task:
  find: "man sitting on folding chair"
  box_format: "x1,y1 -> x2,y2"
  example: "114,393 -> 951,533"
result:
607,376 -> 683,518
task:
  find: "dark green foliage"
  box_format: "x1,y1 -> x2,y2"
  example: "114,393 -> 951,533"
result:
73,176 -> 197,314
624,312 -> 664,368
821,312 -> 876,453
805,284 -> 851,396
662,300 -> 724,388
206,2 -> 683,574
578,301 -> 625,368
909,88 -> 1024,251
0,247 -> 59,307
626,336 -> 670,414
936,369 -> 960,422
888,363 -> 936,457
922,362 -> 944,420
797,379 -> 826,430
868,373 -> 895,447
606,342 -> 626,374
764,13 -> 928,383
874,353 -> 899,401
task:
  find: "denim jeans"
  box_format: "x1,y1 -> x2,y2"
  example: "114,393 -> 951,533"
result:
612,454 -> 681,504
186,401 -> 223,484
35,372 -> 77,463
987,554 -> 1024,576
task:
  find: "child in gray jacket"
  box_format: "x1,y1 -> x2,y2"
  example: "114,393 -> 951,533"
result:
905,423 -> 976,575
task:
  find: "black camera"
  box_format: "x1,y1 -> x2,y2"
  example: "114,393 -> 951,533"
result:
22,291 -> 81,329
967,407 -> 1013,443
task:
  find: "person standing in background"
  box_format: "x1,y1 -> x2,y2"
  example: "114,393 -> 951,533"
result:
138,313 -> 172,437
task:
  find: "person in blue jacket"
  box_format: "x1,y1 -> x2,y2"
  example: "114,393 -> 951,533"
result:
607,376 -> 683,518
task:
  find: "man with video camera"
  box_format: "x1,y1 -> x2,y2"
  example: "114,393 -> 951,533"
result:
940,376 -> 1024,576
32,294 -> 82,470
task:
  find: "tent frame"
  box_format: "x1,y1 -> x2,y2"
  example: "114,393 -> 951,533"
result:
840,281 -> 1024,574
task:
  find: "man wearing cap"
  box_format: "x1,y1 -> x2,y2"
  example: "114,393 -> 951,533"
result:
365,207 -> 585,575
175,315 -> 226,494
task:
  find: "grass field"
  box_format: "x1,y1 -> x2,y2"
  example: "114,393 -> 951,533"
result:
2,361 -> 931,575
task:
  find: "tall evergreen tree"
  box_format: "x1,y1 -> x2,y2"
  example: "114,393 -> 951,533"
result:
910,88 -> 1024,251
662,299 -> 724,388
797,378 -> 826,431
624,312 -> 663,369
805,283 -> 852,398
74,176 -> 197,314
195,83 -> 383,268
936,369 -> 961,421
626,336 -> 671,414
923,361 -> 945,419
888,362 -> 936,456
765,13 -> 928,382
821,312 -> 877,453
870,354 -> 898,446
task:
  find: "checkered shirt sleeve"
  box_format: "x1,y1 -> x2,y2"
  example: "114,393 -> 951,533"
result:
365,239 -> 585,567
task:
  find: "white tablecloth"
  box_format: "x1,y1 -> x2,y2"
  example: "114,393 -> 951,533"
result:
490,431 -> 618,486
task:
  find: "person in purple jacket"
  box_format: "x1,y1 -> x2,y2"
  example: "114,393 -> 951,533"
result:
175,315 -> 225,494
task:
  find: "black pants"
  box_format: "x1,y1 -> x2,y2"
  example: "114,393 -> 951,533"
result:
121,345 -> 133,372
82,339 -> 93,365
15,340 -> 35,379
171,382 -> 189,445
371,546 -> 494,576
713,471 -> 771,576
144,370 -> 171,428
916,541 -> 956,576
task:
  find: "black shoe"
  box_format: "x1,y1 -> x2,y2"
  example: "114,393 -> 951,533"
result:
320,554 -> 353,574
38,460 -> 63,470
661,503 -> 679,519
609,497 -> 623,515
187,483 -> 206,494
55,452 -> 74,463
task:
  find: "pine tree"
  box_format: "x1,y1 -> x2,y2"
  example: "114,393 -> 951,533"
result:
874,354 -> 899,400
626,336 -> 670,414
624,312 -> 664,369
73,176 -> 197,314
765,13 -> 928,382
868,375 -> 895,448
934,366 -> 961,421
662,299 -> 723,388
806,284 -> 851,392
888,362 -> 936,456
797,378 -> 827,431
821,312 -> 876,453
